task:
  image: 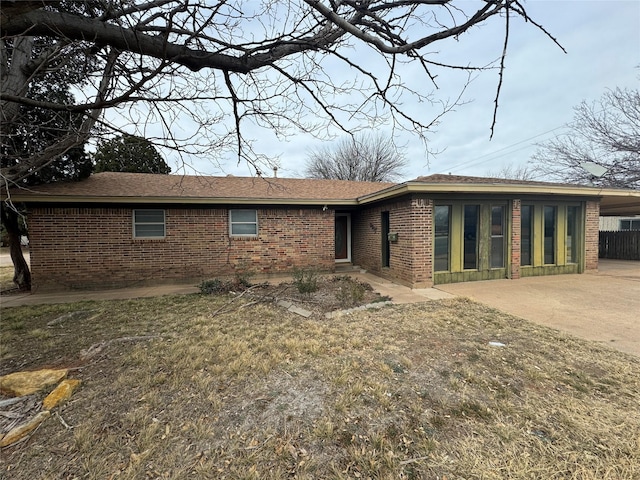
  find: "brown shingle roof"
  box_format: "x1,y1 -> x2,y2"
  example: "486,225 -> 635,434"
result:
8,171 -> 639,215
412,174 -> 573,187
13,172 -> 396,202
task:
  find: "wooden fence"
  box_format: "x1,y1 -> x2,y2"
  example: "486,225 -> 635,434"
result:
599,231 -> 640,260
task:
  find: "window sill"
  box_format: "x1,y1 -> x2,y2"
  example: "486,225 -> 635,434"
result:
230,236 -> 259,241
133,237 -> 166,241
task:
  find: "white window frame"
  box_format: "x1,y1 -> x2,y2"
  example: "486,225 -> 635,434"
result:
229,209 -> 258,237
133,209 -> 166,239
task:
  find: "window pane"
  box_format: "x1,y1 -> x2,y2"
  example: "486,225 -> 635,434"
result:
135,224 -> 165,238
231,210 -> 257,223
521,205 -> 532,266
135,210 -> 164,223
490,206 -> 504,268
134,209 -> 165,238
434,206 -> 450,272
231,223 -> 258,235
491,206 -> 504,236
544,206 -> 556,264
463,205 -> 479,270
631,220 -> 640,230
566,206 -> 579,263
230,209 -> 258,236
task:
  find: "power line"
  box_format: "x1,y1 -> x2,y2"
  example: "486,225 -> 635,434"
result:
431,103 -> 614,174
431,123 -> 571,174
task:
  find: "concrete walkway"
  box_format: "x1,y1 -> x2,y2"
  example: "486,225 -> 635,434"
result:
0,271 -> 452,308
436,260 -> 640,357
0,283 -> 201,307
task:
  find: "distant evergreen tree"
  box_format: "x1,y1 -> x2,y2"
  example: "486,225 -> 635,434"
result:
93,135 -> 171,174
1,35 -> 94,290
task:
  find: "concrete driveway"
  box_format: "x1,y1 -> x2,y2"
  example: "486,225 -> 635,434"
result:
436,260 -> 640,357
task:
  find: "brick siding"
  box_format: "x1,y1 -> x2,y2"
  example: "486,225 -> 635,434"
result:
28,206 -> 334,290
353,196 -> 433,288
585,200 -> 600,271
26,196 -> 602,291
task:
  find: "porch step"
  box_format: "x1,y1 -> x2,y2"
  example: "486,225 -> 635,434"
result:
335,264 -> 364,273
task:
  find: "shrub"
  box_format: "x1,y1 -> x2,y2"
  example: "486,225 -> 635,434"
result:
292,267 -> 319,294
199,276 -> 252,295
370,295 -> 392,304
199,279 -> 228,294
233,263 -> 254,288
336,277 -> 366,307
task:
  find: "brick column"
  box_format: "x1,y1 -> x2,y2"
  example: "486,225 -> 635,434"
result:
409,197 -> 433,288
585,200 -> 600,271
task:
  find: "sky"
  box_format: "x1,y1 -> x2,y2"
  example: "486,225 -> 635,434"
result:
168,1 -> 640,181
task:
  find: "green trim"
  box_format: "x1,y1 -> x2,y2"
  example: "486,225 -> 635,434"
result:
520,264 -> 580,277
434,268 -> 507,285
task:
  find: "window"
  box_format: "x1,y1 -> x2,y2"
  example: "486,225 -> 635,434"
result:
620,219 -> 640,231
434,205 -> 450,272
490,206 -> 505,268
463,205 -> 479,270
543,206 -> 556,264
521,204 -> 582,270
133,209 -> 165,238
230,209 -> 258,236
521,205 -> 532,266
566,206 -> 579,263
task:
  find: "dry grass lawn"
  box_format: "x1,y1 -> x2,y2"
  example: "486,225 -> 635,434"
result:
1,291 -> 639,479
0,265 -> 15,293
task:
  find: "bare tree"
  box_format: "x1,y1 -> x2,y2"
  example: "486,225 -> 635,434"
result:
1,1 -> 561,289
306,132 -> 407,182
485,164 -> 536,181
533,87 -> 640,189
1,0 -> 562,186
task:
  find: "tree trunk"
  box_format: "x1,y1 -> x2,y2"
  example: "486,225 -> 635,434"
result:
1,206 -> 31,291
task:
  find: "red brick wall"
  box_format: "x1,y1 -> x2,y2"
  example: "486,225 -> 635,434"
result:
585,200 -> 600,271
28,206 -> 335,290
351,207 -> 382,275
352,196 -> 433,288
406,198 -> 433,288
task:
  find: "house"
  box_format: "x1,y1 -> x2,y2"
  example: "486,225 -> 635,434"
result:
6,172 -> 640,291
600,215 -> 640,231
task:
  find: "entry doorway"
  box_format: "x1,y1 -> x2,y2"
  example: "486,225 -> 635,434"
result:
335,213 -> 351,263
381,211 -> 390,267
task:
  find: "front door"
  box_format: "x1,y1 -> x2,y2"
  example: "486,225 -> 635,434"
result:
335,214 -> 350,262
381,211 -> 390,267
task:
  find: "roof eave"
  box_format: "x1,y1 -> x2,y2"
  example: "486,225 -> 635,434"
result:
357,182 -> 623,203
7,183 -> 638,212
5,194 -> 361,206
